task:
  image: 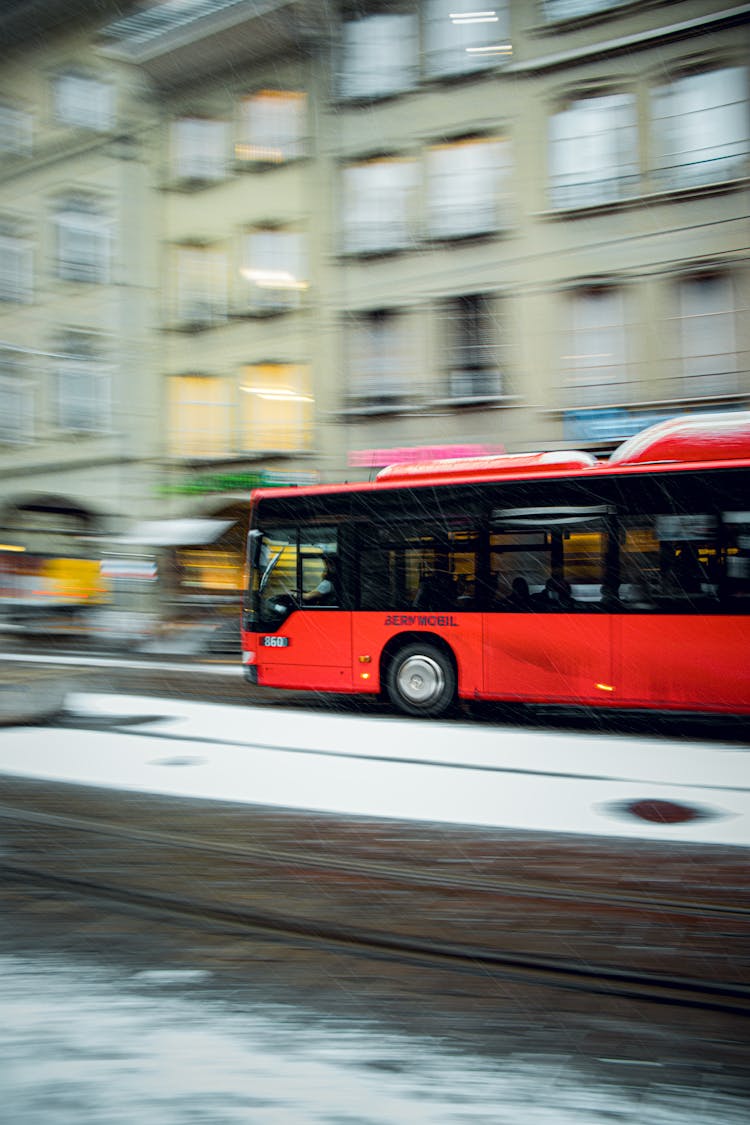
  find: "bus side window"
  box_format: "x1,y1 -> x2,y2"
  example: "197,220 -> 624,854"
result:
620,513 -> 721,611
357,519 -> 480,612
358,548 -> 392,610
489,508 -> 610,610
563,528 -> 608,607
300,527 -> 339,608
723,513 -> 750,609
489,530 -> 550,610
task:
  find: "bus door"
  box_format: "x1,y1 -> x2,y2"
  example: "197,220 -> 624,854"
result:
484,506 -> 615,705
351,516 -> 486,696
616,506 -> 750,710
251,525 -> 352,691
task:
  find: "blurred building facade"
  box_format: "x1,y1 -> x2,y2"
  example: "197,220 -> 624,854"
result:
0,0 -> 748,615
0,1 -> 157,549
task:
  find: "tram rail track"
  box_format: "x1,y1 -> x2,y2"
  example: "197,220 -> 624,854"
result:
0,802 -> 747,922
1,861 -> 749,1016
1,797 -> 749,1017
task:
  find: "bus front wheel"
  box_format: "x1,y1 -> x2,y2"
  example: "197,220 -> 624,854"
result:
386,643 -> 456,718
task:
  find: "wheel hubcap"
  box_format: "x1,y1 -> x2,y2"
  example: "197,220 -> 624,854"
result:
397,655 -> 445,706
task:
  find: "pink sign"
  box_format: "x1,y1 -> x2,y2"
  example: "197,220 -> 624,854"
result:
348,443 -> 504,468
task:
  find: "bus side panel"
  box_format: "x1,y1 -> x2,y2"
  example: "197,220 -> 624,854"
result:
351,612 -> 485,697
253,611 -> 355,692
482,612 -> 614,704
618,614 -> 750,713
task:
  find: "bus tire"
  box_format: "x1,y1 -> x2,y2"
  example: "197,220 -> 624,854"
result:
386,642 -> 456,718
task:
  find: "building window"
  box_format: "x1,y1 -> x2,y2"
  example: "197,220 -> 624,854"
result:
173,245 -> 227,327
424,1 -> 511,79
346,310 -> 413,404
55,198 -> 111,284
427,136 -> 511,238
55,332 -> 110,433
542,0 -> 627,21
339,12 -> 418,100
653,67 -> 748,188
239,364 -> 313,452
0,103 -> 32,156
53,73 -> 114,131
171,118 -> 228,182
0,229 -> 32,302
342,157 -> 417,255
241,229 -> 307,314
236,90 -> 307,164
562,287 -> 629,406
676,273 -> 738,399
549,93 -> 637,208
167,374 -> 233,458
442,294 -> 503,399
0,350 -> 32,444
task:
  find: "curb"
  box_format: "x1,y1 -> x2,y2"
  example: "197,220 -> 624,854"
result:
0,667 -> 74,726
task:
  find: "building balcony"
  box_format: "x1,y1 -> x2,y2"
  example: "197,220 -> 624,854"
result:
99,0 -> 328,88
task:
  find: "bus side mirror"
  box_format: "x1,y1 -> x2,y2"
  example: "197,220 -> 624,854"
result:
247,529 -> 262,570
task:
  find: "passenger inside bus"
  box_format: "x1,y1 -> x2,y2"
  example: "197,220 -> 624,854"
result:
414,569 -> 455,611
532,577 -> 574,610
494,576 -> 532,610
666,543 -> 707,597
303,555 -> 338,606
455,575 -> 474,608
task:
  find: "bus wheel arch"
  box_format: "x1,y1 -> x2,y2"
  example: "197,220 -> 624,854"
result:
382,633 -> 458,718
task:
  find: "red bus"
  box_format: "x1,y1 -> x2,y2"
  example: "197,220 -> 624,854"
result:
241,412 -> 750,718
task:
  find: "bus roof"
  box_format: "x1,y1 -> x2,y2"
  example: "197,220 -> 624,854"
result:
250,411 -> 750,503
374,450 -> 598,483
608,410 -> 750,466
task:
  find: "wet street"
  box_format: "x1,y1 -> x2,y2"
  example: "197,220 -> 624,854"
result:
1,646 -> 749,1122
2,881 -> 750,1125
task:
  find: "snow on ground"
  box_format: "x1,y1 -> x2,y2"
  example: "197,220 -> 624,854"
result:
0,692 -> 748,847
0,650 -> 242,676
6,952 -> 746,1125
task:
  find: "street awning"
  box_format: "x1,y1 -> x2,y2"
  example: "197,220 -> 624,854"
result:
113,518 -> 235,547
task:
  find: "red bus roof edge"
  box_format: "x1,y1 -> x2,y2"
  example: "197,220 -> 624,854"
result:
609,411 -> 750,467
375,450 -> 599,483
247,412 -> 750,504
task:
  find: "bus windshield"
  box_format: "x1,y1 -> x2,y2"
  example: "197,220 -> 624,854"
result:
250,525 -> 338,628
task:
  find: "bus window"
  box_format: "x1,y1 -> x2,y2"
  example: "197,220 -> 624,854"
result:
356,522 -> 479,611
300,527 -> 339,607
563,529 -> 609,605
722,512 -> 750,607
252,525 -> 340,627
490,530 -> 550,604
358,541 -> 396,610
490,506 -> 611,610
619,513 -> 720,610
253,528 -> 298,628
